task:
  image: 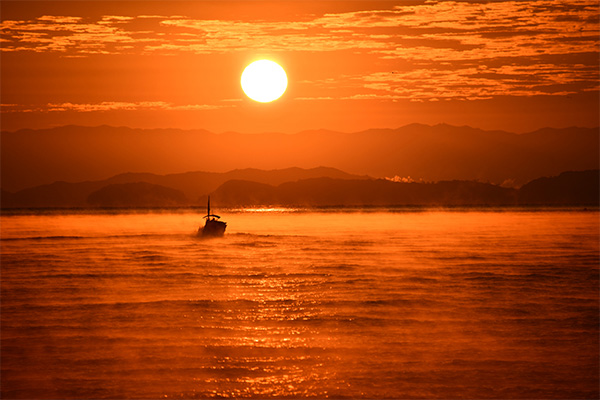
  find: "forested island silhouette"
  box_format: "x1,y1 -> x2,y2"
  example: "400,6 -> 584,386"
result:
2,169 -> 598,208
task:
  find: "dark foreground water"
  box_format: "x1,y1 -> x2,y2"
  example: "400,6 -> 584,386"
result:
1,209 -> 598,399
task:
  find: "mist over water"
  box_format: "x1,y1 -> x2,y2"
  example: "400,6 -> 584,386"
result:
1,209 -> 598,399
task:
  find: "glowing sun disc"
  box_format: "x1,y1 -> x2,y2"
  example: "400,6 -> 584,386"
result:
241,60 -> 287,103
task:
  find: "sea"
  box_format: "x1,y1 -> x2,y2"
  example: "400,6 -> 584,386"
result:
1,208 -> 598,399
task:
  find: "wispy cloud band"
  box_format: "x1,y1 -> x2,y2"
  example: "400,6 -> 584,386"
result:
1,102 -> 231,113
2,1 -> 597,59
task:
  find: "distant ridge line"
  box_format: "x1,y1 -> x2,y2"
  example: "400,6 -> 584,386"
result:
3,122 -> 599,135
2,124 -> 598,192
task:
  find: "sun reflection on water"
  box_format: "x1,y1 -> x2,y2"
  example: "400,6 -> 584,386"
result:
232,207 -> 303,213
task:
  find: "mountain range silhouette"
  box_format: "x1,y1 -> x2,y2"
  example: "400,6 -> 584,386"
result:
2,124 -> 598,192
1,168 -> 597,208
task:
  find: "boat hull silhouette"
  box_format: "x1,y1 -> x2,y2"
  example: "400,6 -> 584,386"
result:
198,219 -> 227,237
198,196 -> 226,237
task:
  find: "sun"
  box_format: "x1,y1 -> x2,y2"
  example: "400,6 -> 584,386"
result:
241,60 -> 288,103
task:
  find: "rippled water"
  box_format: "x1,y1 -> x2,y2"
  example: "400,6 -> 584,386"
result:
1,209 -> 598,399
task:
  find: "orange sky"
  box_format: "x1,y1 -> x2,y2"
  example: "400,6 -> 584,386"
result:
1,0 -> 598,133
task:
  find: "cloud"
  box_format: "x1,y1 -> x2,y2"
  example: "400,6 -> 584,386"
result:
137,15 -> 184,19
1,104 -> 38,113
36,16 -> 82,24
353,62 -> 599,100
2,102 -> 232,113
1,15 -> 146,54
98,15 -> 135,25
2,1 -> 596,59
294,59 -> 598,102
294,96 -> 335,101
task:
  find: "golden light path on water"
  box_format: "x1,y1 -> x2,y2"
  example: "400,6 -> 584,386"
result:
1,209 -> 599,398
232,207 -> 300,213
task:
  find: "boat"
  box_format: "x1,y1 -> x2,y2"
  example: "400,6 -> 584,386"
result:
198,196 -> 227,237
